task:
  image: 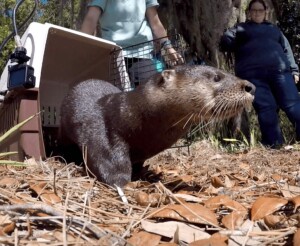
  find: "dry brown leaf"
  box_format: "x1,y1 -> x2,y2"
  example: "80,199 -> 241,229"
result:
2,222 -> 16,234
205,185 -> 223,194
0,215 -> 15,236
0,229 -> 5,237
221,211 -> 247,230
158,243 -> 178,246
173,194 -> 202,203
135,191 -> 150,206
98,224 -> 123,233
135,192 -> 167,207
180,175 -> 194,183
264,214 -> 285,228
287,185 -> 300,194
271,174 -> 282,181
232,174 -> 248,182
204,195 -> 231,210
211,176 -> 224,188
281,183 -> 293,198
0,215 -> 12,224
151,193 -> 171,206
204,195 -> 247,213
293,229 -> 300,246
150,203 -> 218,226
52,231 -> 87,244
30,182 -> 61,205
222,199 -> 247,213
251,197 -> 288,221
239,163 -> 250,170
148,193 -> 165,207
42,193 -> 62,205
10,192 -> 35,204
224,175 -> 235,188
30,182 -> 48,194
252,172 -> 265,181
189,232 -> 228,246
281,183 -> 300,199
290,195 -> 300,210
81,182 -> 94,190
126,181 -> 152,189
9,197 -> 26,204
0,177 -> 18,187
141,220 -> 210,243
127,231 -> 161,246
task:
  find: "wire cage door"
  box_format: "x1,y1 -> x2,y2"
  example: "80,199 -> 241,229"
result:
109,34 -> 187,91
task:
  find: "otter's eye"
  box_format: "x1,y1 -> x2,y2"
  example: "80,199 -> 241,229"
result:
214,74 -> 221,82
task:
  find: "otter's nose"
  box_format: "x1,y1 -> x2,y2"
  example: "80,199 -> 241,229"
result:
244,81 -> 256,95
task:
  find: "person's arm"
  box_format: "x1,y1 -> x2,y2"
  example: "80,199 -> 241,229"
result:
279,32 -> 299,83
145,6 -> 167,42
146,6 -> 184,64
220,25 -> 238,52
81,6 -> 102,35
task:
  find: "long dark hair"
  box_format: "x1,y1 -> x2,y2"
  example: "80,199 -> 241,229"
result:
247,0 -> 267,11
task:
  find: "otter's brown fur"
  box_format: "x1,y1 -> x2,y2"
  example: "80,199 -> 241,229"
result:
60,65 -> 255,186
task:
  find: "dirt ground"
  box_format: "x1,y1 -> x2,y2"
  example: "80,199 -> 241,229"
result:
0,140 -> 300,245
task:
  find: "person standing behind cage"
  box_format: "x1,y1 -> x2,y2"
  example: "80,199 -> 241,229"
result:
81,0 -> 183,88
220,0 -> 300,148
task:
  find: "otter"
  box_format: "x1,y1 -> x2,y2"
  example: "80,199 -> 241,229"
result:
60,65 -> 255,186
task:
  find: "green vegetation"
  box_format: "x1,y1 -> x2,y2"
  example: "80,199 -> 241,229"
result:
0,0 -> 16,71
0,114 -> 37,166
0,0 -> 83,72
187,108 -> 299,153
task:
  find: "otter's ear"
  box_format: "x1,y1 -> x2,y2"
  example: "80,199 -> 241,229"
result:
160,69 -> 176,86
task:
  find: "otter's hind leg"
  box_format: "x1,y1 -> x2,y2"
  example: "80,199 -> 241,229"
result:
85,141 -> 132,187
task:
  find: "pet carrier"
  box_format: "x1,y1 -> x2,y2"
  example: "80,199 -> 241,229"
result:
0,22 -> 189,161
0,22 -> 124,160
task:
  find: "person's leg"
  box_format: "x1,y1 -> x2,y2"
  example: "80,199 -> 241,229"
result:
271,72 -> 300,141
250,77 -> 284,147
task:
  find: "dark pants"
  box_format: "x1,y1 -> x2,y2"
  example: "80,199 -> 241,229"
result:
242,70 -> 300,147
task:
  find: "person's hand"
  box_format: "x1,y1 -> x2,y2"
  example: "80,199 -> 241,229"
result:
163,47 -> 184,66
160,40 -> 184,66
294,74 -> 299,84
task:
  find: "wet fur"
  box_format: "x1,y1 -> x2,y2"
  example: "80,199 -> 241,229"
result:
60,65 -> 255,186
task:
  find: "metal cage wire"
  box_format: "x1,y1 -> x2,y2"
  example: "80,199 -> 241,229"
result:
109,34 -> 187,91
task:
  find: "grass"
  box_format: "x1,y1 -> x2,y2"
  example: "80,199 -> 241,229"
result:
0,113 -> 38,166
190,109 -> 298,153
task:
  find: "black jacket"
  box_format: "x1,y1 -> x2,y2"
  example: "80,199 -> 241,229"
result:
220,21 -> 299,77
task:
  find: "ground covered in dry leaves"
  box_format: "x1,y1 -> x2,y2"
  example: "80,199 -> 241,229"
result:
0,140 -> 300,245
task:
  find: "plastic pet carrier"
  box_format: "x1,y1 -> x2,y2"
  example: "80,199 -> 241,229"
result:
0,22 -> 124,160
0,22 -> 188,161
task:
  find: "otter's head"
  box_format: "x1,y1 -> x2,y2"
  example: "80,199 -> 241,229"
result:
151,65 -> 255,122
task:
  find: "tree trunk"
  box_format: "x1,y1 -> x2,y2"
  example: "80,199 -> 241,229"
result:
75,0 -> 88,30
157,0 -> 279,68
